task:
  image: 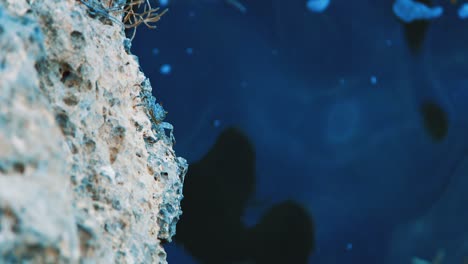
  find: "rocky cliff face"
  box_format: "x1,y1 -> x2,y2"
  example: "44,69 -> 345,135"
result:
0,0 -> 187,262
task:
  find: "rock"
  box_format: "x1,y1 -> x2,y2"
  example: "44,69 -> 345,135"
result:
0,0 -> 186,263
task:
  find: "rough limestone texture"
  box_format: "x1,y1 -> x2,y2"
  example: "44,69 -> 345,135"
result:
0,0 -> 187,263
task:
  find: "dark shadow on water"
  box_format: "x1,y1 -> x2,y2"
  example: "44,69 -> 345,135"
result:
172,127 -> 315,264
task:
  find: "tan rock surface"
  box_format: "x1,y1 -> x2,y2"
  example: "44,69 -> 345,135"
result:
0,0 -> 186,262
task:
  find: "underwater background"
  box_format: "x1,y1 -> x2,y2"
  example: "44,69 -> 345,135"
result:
131,0 -> 468,263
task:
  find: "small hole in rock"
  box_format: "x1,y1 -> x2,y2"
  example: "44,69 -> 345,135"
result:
63,94 -> 79,106
13,162 -> 25,174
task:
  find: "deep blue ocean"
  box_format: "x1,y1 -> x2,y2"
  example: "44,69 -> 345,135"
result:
131,0 -> 468,263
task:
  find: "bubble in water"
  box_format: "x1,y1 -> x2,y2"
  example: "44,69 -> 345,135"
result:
160,64 -> 172,75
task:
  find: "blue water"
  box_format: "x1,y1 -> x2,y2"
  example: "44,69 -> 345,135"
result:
132,0 -> 468,263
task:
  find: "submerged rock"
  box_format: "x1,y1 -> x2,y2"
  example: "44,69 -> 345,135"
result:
0,0 -> 186,262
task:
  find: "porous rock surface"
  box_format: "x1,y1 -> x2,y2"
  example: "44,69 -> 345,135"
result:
0,0 -> 187,262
